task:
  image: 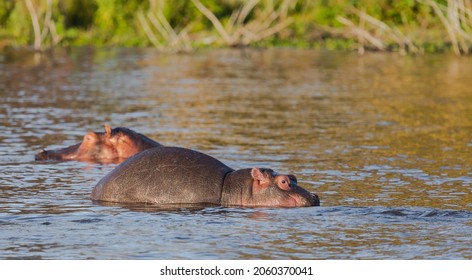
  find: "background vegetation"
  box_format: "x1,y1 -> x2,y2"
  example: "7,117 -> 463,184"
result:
0,0 -> 471,55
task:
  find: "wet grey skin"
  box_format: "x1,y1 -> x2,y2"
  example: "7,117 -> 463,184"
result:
91,146 -> 320,208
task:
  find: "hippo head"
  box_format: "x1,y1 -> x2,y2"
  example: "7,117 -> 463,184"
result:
222,168 -> 320,208
35,125 -> 160,163
247,168 -> 320,207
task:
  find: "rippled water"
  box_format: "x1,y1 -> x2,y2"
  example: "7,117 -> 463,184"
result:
0,48 -> 471,259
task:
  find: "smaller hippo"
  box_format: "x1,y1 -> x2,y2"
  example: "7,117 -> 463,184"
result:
91,146 -> 320,208
35,125 -> 161,163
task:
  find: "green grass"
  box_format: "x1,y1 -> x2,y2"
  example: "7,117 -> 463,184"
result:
0,0 -> 470,55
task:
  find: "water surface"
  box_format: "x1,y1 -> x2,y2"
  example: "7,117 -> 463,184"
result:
0,48 -> 471,259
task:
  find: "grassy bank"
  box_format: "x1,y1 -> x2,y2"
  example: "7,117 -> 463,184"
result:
1,0 -> 471,55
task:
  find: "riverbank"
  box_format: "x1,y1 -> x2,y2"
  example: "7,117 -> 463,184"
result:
1,0 -> 471,55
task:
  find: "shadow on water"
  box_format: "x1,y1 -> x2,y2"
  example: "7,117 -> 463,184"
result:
1,47 -> 471,259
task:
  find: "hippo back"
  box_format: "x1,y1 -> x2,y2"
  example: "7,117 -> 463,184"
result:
91,147 -> 233,205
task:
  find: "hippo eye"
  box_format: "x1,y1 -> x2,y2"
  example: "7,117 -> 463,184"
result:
118,136 -> 130,144
277,178 -> 291,191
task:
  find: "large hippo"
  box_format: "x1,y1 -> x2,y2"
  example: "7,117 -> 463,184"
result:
35,125 -> 161,163
91,146 -> 320,208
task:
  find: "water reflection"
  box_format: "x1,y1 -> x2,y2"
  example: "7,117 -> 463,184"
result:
1,48 -> 471,259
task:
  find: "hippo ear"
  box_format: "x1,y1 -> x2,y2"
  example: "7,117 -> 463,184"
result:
104,125 -> 112,138
251,168 -> 270,191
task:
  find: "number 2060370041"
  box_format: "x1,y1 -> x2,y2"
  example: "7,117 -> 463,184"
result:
253,267 -> 313,276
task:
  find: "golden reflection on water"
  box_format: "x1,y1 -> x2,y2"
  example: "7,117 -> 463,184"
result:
1,48 -> 471,211
1,48 -> 472,259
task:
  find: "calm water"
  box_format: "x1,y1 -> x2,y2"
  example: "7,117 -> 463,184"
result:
0,48 -> 471,259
